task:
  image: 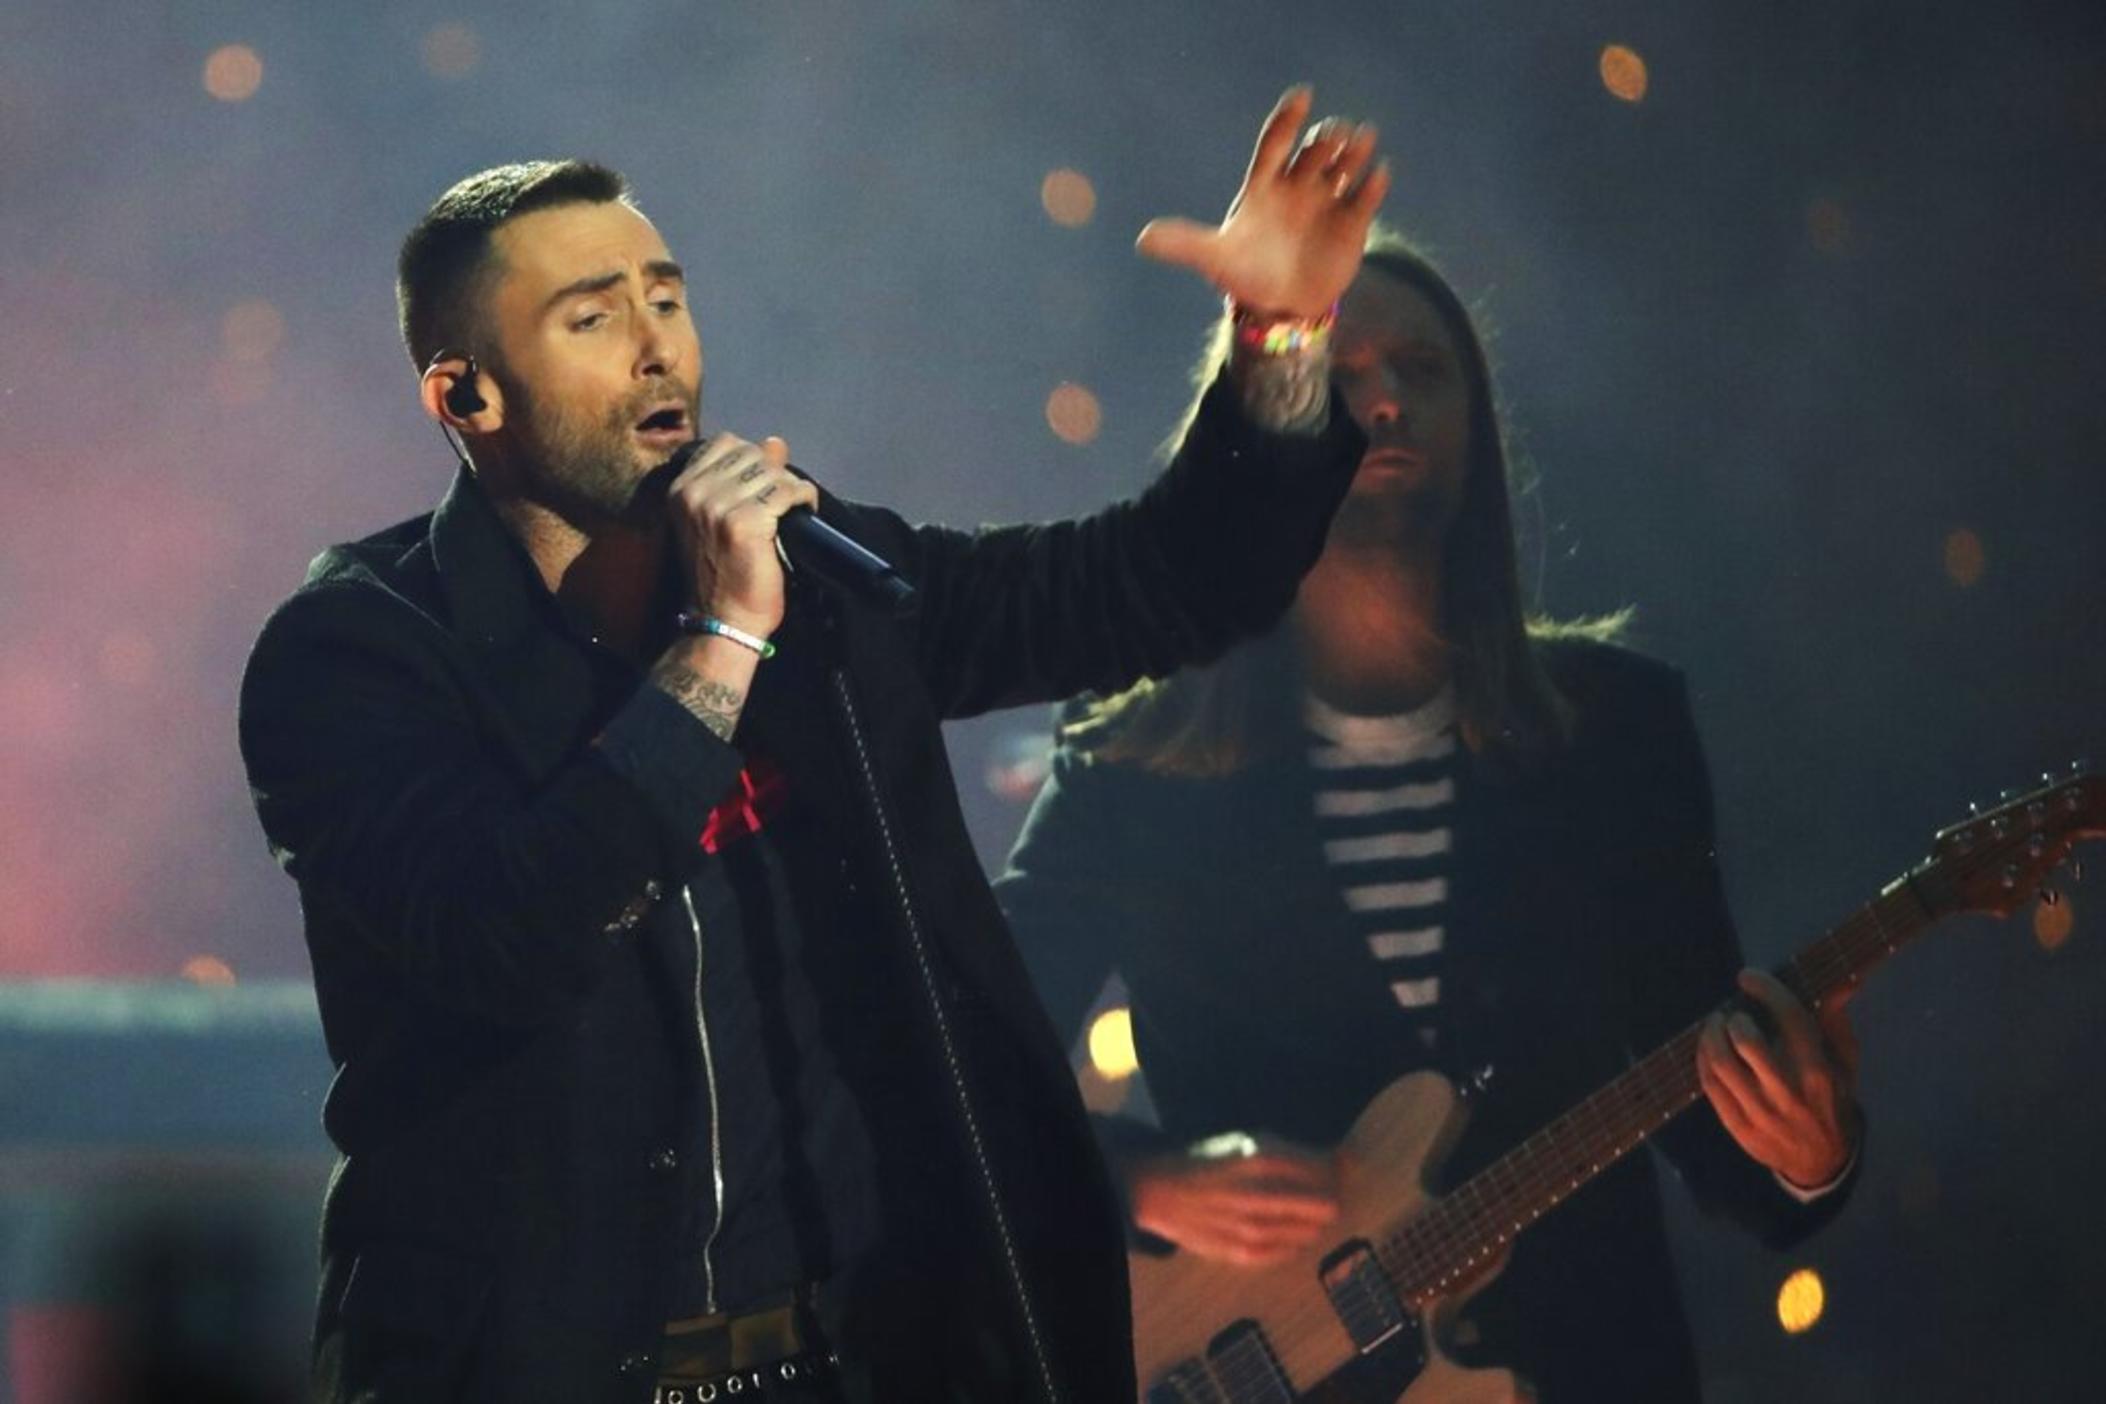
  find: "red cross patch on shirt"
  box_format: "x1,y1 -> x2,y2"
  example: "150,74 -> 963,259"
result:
700,753 -> 790,854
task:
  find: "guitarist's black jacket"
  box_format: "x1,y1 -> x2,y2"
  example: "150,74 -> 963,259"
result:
998,638 -> 1859,1404
236,377 -> 1365,1404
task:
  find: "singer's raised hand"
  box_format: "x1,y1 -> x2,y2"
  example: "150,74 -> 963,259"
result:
665,433 -> 819,638
1137,86 -> 1389,317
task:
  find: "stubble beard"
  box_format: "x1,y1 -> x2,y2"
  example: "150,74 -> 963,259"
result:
509,379 -> 699,533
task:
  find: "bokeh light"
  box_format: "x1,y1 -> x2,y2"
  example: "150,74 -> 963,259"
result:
221,299 -> 286,363
202,45 -> 263,104
2035,892 -> 2075,952
1599,44 -> 1649,104
422,22 -> 482,80
1943,527 -> 1986,588
1777,1268 -> 1826,1334
179,954 -> 238,987
1808,199 -> 1853,256
1045,382 -> 1102,445
1087,1006 -> 1138,1079
1040,168 -> 1097,227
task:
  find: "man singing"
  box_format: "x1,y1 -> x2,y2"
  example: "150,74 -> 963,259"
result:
237,90 -> 1386,1402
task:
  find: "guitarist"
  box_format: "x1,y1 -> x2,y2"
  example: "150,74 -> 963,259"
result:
996,233 -> 1865,1403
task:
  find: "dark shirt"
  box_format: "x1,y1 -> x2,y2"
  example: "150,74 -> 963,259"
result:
542,591 -> 891,1318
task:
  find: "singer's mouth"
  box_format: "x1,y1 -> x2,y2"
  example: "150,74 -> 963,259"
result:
634,406 -> 691,439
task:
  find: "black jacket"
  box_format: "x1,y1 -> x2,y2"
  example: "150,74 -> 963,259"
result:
996,639 -> 1859,1403
236,379 -> 1365,1403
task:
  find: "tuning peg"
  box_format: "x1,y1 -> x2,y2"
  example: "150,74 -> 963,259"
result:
2073,857 -> 2086,883
2041,887 -> 2062,907
1967,800 -> 1981,816
2000,788 -> 2019,804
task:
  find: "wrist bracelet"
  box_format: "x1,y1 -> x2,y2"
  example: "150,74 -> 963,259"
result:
675,612 -> 778,660
1226,297 -> 1338,357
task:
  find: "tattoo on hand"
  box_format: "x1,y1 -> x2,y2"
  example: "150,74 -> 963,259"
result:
651,659 -> 746,741
1232,339 -> 1332,435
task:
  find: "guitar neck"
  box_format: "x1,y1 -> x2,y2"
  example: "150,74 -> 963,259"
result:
1377,858 -> 1949,1303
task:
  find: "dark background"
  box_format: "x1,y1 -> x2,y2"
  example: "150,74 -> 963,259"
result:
1,1 -> 2101,1398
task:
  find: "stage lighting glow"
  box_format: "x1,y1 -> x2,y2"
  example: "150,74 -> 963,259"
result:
1041,169 -> 1097,228
1045,382 -> 1102,445
1776,1267 -> 1825,1334
2035,892 -> 2075,952
221,299 -> 285,363
203,45 -> 264,104
1599,44 -> 1649,104
1087,1006 -> 1138,1078
96,631 -> 157,688
1942,527 -> 1985,588
180,955 -> 238,987
422,23 -> 482,80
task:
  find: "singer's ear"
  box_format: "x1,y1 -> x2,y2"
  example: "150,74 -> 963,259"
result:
420,356 -> 504,435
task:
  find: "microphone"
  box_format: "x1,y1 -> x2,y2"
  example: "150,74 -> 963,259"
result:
779,507 -> 917,614
666,439 -> 917,614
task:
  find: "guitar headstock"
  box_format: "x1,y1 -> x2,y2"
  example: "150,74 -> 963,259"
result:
1928,766 -> 2103,918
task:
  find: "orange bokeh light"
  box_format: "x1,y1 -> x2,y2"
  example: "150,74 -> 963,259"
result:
1599,44 -> 1649,104
2035,893 -> 2075,952
180,954 -> 238,987
1943,527 -> 1986,588
221,299 -> 285,363
1040,169 -> 1097,228
1045,382 -> 1102,445
203,45 -> 264,103
422,22 -> 482,80
1776,1268 -> 1826,1334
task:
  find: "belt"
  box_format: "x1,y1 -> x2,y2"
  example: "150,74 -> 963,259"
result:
652,1349 -> 839,1402
657,1287 -> 839,1400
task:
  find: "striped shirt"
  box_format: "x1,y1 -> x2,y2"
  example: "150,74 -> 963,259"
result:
1304,687 -> 1458,1050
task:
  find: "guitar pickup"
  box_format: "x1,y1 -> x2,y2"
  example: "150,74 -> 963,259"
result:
1320,1240 -> 1414,1357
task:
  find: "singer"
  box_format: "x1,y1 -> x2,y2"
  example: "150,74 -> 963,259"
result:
238,90 -> 1384,1404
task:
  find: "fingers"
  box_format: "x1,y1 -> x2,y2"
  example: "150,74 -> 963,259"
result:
1134,216 -> 1221,278
1349,157 -> 1393,217
672,433 -> 815,527
1326,122 -> 1381,197
1283,117 -> 1362,185
1245,84 -> 1315,189
1739,968 -> 1856,1092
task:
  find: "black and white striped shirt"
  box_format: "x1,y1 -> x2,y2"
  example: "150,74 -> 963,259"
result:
1304,687 -> 1458,1050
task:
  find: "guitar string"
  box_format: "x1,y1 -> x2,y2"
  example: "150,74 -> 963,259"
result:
1378,878 -> 1943,1292
1180,818 -> 2059,1387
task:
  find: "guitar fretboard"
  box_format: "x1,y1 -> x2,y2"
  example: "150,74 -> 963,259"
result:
1374,860 -> 1949,1302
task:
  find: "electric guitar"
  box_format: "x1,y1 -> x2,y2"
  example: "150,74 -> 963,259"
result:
1132,769 -> 2103,1403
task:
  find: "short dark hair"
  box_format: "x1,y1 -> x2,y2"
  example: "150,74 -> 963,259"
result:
395,159 -> 631,369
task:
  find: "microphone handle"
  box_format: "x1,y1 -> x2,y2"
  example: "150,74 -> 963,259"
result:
778,506 -> 917,614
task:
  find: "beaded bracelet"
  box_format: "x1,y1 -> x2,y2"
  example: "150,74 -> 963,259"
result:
1227,297 -> 1339,357
675,612 -> 778,660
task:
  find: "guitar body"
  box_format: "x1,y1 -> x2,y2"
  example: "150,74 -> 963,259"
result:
1130,1072 -> 1528,1403
1127,772 -> 2103,1402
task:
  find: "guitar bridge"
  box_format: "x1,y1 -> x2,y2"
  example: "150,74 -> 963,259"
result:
1320,1240 -> 1415,1358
